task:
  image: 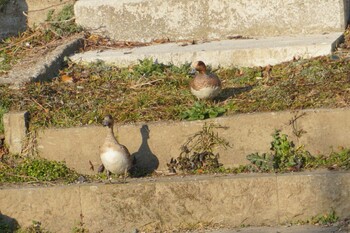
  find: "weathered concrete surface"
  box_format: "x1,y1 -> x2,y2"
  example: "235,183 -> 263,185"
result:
0,0 -> 27,39
0,171 -> 349,232
74,0 -> 350,42
0,185 -> 82,232
0,35 -> 84,88
277,172 -> 350,224
70,33 -> 343,68
26,0 -> 75,27
35,108 -> 350,175
3,111 -> 29,154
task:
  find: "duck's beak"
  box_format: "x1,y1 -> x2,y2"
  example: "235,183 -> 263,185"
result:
189,68 -> 196,75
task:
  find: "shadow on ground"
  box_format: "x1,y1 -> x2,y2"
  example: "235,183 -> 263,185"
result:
131,124 -> 159,177
0,213 -> 19,233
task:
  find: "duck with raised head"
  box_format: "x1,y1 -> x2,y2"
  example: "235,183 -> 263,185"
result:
190,61 -> 222,100
100,115 -> 133,182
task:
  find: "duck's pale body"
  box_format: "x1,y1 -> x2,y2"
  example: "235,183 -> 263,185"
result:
190,85 -> 221,100
100,147 -> 131,175
100,115 -> 132,178
190,61 -> 222,100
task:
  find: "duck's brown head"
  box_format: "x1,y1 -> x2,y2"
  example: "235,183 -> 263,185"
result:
102,114 -> 114,128
190,61 -> 207,74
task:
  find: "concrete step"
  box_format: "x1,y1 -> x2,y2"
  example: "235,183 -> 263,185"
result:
74,0 -> 349,42
70,33 -> 343,68
4,108 -> 350,175
1,171 -> 349,232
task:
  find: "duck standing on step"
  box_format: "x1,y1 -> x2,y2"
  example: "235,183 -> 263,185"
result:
189,61 -> 222,100
100,114 -> 133,182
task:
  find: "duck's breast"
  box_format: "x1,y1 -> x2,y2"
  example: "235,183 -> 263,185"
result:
191,85 -> 221,99
100,148 -> 130,174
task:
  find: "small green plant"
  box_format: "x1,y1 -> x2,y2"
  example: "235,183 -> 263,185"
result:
270,131 -> 314,171
132,58 -> 166,77
288,210 -> 340,226
310,210 -> 339,225
246,130 -> 314,172
246,152 -> 274,172
180,102 -> 226,121
168,123 -> 230,173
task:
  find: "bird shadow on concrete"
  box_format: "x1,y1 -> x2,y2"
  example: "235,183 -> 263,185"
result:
0,213 -> 19,233
215,85 -> 254,102
130,124 -> 159,177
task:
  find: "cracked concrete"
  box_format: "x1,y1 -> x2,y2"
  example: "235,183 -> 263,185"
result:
0,171 -> 349,232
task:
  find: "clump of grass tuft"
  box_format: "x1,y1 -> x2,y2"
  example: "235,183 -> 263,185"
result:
0,155 -> 80,183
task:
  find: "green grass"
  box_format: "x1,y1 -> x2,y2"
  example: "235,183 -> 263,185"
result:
292,210 -> 340,226
2,54 -> 350,131
240,131 -> 350,173
0,155 -> 80,184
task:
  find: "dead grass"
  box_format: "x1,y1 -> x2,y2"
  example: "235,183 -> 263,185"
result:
1,53 -> 350,132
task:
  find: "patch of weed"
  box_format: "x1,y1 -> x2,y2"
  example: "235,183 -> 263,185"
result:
245,130 -> 350,173
310,210 -> 339,225
246,130 -> 315,172
0,155 -> 80,183
168,123 -> 230,173
180,102 -> 226,121
291,210 -> 340,226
